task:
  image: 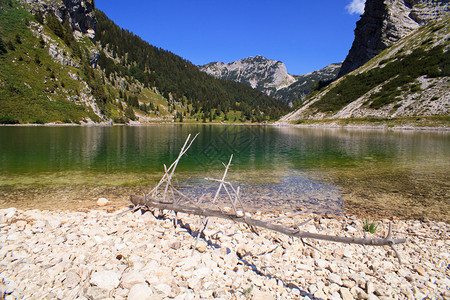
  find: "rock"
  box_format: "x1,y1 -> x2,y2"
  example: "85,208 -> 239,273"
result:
3,207 -> 17,219
352,286 -> 369,299
296,263 -> 313,271
187,277 -> 202,291
368,293 -> 380,300
195,240 -> 208,253
177,256 -> 201,270
199,56 -> 296,96
414,265 -> 427,277
0,209 -> 448,299
154,283 -> 172,295
170,241 -> 182,250
121,271 -> 146,289
342,280 -> 356,289
252,288 -> 275,300
315,258 -> 328,269
128,284 -> 154,300
346,225 -> 358,233
340,287 -> 354,300
251,276 -> 265,287
328,273 -> 343,285
192,267 -> 211,279
63,271 -> 80,288
314,290 -> 327,299
366,281 -> 375,294
338,0 -> 450,77
308,284 -> 318,294
85,286 -> 109,299
97,198 -> 110,206
223,252 -> 238,269
90,270 -> 120,290
45,217 -> 62,229
15,220 -> 27,230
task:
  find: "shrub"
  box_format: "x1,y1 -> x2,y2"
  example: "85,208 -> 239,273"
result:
363,219 -> 378,234
34,11 -> 44,24
124,105 -> 136,121
0,38 -> 7,54
34,53 -> 41,65
0,116 -> 20,124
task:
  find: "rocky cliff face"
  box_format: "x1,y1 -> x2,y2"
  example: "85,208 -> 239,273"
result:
200,56 -> 296,93
23,0 -> 96,38
281,15 -> 450,123
272,63 -> 341,106
338,0 -> 450,77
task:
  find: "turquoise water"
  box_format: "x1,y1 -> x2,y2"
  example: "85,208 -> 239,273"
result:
1,125 -> 449,218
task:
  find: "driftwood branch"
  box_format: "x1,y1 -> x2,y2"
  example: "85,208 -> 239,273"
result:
129,134 -> 407,262
130,195 -> 406,247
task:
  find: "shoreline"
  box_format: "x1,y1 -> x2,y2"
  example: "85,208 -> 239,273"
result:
1,182 -> 448,224
1,206 -> 448,299
1,120 -> 449,132
274,122 -> 450,132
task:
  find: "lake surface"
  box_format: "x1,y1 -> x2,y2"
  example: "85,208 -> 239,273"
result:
1,125 -> 449,221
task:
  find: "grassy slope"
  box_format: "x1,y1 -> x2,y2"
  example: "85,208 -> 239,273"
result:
0,1 -> 288,124
0,1 -> 101,124
287,17 -> 450,126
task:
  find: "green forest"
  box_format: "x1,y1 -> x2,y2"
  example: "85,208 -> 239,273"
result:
0,0 -> 289,124
94,10 -> 289,122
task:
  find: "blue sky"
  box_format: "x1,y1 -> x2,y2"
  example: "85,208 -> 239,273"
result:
95,0 -> 365,75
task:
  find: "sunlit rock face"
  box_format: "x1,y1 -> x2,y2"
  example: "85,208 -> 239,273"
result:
200,55 -> 297,92
200,56 -> 341,106
24,0 -> 96,38
338,0 -> 450,77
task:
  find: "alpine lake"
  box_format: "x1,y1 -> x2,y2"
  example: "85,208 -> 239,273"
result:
1,125 -> 449,222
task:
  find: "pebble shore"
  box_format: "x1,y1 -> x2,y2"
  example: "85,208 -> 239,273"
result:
0,206 -> 449,300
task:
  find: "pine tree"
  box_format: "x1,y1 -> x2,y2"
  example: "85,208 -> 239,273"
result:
0,38 -> 7,54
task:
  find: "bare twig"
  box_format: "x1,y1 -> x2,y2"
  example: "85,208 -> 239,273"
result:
130,195 -> 407,248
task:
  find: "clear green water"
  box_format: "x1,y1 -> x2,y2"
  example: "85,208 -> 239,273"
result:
1,125 -> 449,221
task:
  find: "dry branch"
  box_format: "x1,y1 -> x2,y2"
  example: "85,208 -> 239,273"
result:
130,195 -> 406,247
129,134 -> 407,262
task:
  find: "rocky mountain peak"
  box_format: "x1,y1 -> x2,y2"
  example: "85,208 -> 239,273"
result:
338,0 -> 450,77
199,56 -> 296,91
22,0 -> 96,38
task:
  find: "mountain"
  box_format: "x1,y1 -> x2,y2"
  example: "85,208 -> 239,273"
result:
338,0 -> 450,77
272,63 -> 341,107
200,57 -> 341,106
0,0 -> 288,124
200,56 -> 296,94
280,13 -> 450,123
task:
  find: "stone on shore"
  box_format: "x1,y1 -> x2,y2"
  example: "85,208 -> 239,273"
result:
90,271 -> 120,290
0,207 -> 448,299
96,197 -> 110,206
128,284 -> 154,300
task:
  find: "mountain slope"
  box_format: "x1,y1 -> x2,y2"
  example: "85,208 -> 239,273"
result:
0,0 -> 288,124
93,10 -> 289,122
281,15 -> 450,123
200,57 -> 341,106
338,0 -> 450,77
272,63 -> 341,107
0,0 -> 103,124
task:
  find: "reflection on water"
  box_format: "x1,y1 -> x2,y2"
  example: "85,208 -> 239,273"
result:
0,125 -> 449,221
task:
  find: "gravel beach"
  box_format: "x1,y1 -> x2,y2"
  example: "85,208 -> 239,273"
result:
0,206 -> 449,299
